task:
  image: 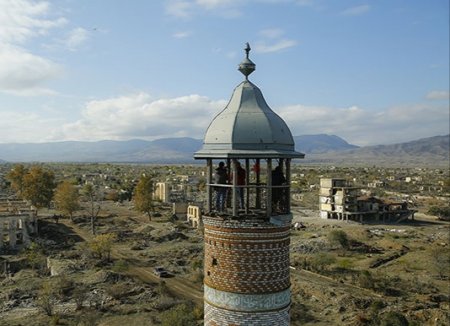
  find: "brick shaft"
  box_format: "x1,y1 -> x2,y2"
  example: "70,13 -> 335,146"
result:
203,216 -> 291,325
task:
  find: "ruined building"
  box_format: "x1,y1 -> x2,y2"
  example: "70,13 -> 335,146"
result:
319,178 -> 415,222
0,198 -> 37,250
194,44 -> 304,326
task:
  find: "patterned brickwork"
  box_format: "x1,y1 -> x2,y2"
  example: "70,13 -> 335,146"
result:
204,301 -> 290,326
204,216 -> 291,294
203,215 -> 292,325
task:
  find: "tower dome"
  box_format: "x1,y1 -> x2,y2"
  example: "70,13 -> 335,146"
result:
194,44 -> 304,159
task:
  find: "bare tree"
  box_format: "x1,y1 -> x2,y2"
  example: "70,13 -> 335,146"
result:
83,184 -> 101,235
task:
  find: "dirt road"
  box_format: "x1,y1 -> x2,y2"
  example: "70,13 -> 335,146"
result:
60,219 -> 204,306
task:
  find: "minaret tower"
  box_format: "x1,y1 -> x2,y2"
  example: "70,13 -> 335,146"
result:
194,43 -> 304,326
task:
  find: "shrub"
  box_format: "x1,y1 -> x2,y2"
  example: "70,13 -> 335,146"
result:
380,311 -> 409,326
160,303 -> 197,326
88,233 -> 117,261
157,280 -> 171,297
52,275 -> 74,299
427,206 -> 450,220
191,258 -> 203,271
336,258 -> 354,270
23,242 -> 46,272
112,259 -> 129,273
73,285 -> 88,310
358,270 -> 375,289
37,281 -> 56,316
311,252 -> 336,272
328,230 -> 349,250
431,247 -> 450,279
106,283 -> 130,300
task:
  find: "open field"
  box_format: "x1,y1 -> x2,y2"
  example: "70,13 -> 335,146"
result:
1,200 -> 449,325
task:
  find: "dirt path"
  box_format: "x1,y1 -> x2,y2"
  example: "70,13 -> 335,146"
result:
60,219 -> 204,306
293,268 -> 382,298
59,219 -> 385,307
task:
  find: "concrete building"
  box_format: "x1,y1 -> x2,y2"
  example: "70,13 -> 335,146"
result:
153,182 -> 170,203
319,178 -> 360,220
319,178 -> 415,223
0,198 -> 37,250
172,202 -> 188,219
194,43 -> 304,326
187,205 -> 202,228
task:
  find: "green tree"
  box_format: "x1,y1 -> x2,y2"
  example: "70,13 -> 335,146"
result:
54,180 -> 80,221
37,281 -> 57,316
22,166 -> 55,209
160,303 -> 197,326
328,229 -> 350,250
83,184 -> 101,235
88,233 -> 116,261
6,164 -> 29,197
23,242 -> 46,271
134,174 -> 155,221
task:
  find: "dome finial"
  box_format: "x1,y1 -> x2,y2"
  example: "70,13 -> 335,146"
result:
245,42 -> 251,58
238,42 -> 256,80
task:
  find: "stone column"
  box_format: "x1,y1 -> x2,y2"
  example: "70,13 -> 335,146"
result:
0,221 -> 4,249
9,218 -> 17,249
22,218 -> 30,246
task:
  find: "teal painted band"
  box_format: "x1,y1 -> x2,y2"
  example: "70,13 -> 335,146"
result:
204,285 -> 290,312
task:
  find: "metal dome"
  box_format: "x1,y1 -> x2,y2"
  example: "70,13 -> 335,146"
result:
194,44 -> 304,159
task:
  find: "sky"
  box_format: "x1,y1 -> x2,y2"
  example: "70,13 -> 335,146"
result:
0,0 -> 448,146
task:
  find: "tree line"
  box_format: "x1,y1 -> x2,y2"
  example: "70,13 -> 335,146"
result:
6,164 -> 156,234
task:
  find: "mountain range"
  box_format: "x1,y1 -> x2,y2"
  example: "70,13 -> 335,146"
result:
0,134 -> 448,167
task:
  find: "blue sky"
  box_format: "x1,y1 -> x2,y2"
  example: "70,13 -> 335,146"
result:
0,0 -> 448,146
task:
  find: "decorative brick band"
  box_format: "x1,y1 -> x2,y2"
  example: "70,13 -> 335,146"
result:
204,284 -> 290,312
203,215 -> 292,229
204,301 -> 290,326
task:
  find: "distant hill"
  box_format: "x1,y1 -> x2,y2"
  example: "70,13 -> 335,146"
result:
305,135 -> 449,167
0,134 -> 447,166
0,138 -> 202,163
294,134 -> 358,153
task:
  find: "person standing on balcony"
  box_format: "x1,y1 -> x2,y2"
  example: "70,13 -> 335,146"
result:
214,162 -> 228,211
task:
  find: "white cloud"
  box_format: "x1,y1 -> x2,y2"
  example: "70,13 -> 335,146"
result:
165,0 -> 194,17
1,90 -> 448,145
172,30 -> 193,38
0,0 -> 67,44
426,90 -> 449,100
260,28 -> 284,39
0,0 -> 68,96
340,4 -> 370,16
0,110 -> 65,143
56,92 -> 227,141
277,102 -> 449,146
166,0 -> 242,18
195,0 -> 239,9
65,27 -> 89,50
254,27 -> 297,53
295,0 -> 314,6
254,39 -> 297,53
0,44 -> 62,96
